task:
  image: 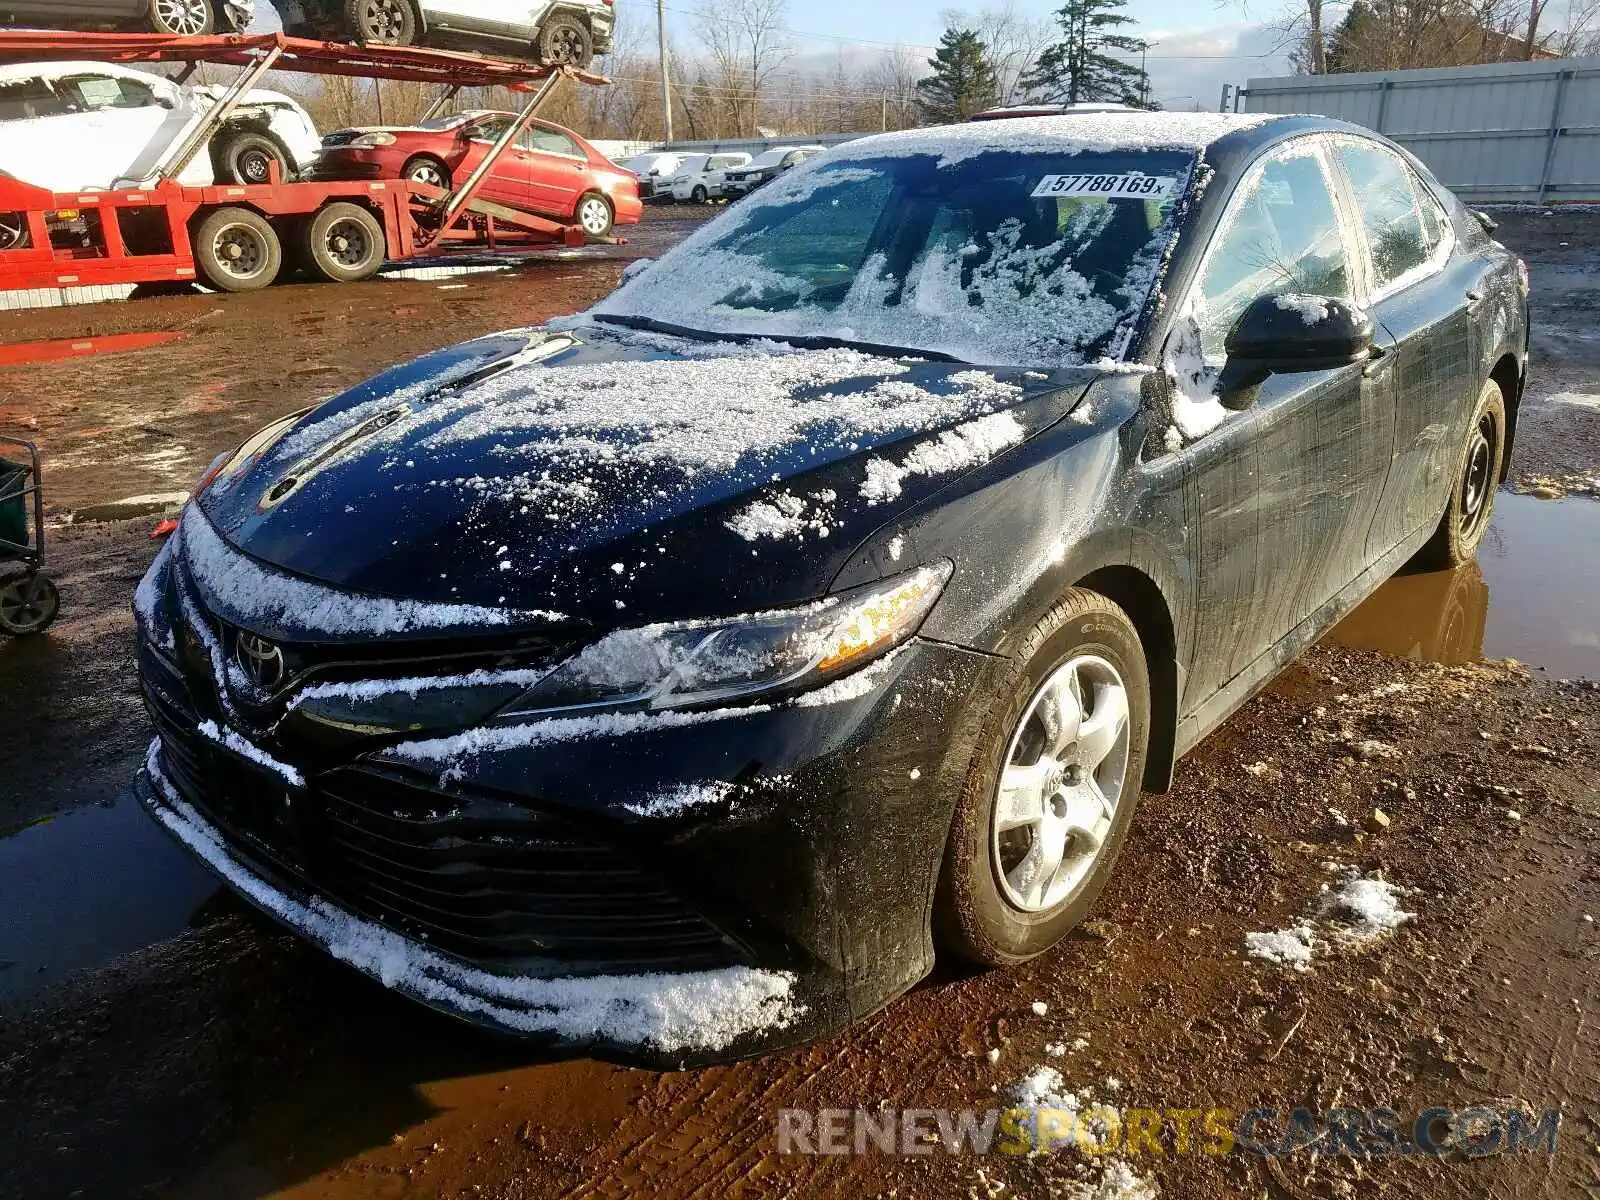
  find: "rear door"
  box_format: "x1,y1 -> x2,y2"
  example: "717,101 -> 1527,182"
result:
518,123 -> 588,217
459,114 -> 524,206
1326,137 -> 1480,559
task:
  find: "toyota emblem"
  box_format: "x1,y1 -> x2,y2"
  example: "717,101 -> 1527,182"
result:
235,632 -> 285,689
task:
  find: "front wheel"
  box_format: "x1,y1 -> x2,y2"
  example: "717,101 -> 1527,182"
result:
403,155 -> 452,191
1415,380 -> 1507,569
575,192 -> 613,238
538,13 -> 594,68
212,130 -> 292,185
344,0 -> 417,45
692,185 -> 709,204
935,590 -> 1150,966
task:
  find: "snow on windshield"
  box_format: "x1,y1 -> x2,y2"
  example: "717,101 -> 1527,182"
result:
595,141 -> 1206,367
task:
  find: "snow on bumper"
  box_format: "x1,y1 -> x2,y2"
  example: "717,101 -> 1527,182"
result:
138,740 -> 803,1055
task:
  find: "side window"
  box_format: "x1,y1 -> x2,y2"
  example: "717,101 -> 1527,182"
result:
1331,140 -> 1431,290
59,75 -> 156,111
1195,143 -> 1353,359
470,117 -> 512,142
522,126 -> 581,157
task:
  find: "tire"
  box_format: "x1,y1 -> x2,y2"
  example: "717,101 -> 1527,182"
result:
692,185 -> 708,204
0,212 -> 28,251
212,130 -> 293,186
344,0 -> 417,45
1414,379 -> 1507,569
575,192 -> 613,238
403,155 -> 452,191
193,207 -> 282,293
934,590 -> 1151,966
149,0 -> 215,35
303,203 -> 385,283
538,13 -> 594,68
0,573 -> 60,637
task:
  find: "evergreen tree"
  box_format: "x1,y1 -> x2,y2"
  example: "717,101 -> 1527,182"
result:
916,28 -> 1001,124
1022,0 -> 1151,108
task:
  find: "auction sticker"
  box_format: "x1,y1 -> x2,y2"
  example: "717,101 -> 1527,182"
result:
1032,173 -> 1176,199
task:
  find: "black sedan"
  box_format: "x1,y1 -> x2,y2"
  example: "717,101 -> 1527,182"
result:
134,112 -> 1527,1063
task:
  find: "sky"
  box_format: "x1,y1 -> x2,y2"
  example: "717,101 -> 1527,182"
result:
608,0 -> 1299,111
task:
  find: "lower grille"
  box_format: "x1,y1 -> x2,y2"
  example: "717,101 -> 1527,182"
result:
314,769 -> 745,973
141,640 -> 744,974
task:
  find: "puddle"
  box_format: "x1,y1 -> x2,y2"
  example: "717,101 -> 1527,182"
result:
0,787 -> 218,1006
1330,491 -> 1600,678
0,330 -> 187,368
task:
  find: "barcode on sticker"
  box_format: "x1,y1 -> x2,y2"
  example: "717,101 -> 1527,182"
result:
1032,174 -> 1176,200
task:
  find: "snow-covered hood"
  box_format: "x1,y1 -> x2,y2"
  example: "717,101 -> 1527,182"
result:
195,324 -> 1093,628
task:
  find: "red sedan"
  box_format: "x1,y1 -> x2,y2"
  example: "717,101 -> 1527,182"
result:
311,110 -> 642,236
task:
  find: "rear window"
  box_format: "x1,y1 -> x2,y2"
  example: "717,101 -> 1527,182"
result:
598,148 -> 1196,366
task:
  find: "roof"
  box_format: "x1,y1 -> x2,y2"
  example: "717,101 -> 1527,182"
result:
833,111 -> 1280,166
0,59 -> 177,83
0,31 -> 609,89
970,102 -> 1138,121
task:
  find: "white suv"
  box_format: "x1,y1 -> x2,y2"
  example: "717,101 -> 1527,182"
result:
667,152 -> 751,203
274,1 -> 616,68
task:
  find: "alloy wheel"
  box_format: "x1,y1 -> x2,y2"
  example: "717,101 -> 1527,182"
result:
0,213 -> 26,250
357,0 -> 408,41
578,197 -> 611,236
154,0 -> 210,34
548,26 -> 585,64
991,654 -> 1132,912
408,162 -> 446,188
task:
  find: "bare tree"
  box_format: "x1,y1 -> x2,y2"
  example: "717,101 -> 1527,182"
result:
865,44 -> 928,130
695,0 -> 794,137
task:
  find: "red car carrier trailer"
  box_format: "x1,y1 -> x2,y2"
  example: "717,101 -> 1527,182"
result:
0,31 -> 617,294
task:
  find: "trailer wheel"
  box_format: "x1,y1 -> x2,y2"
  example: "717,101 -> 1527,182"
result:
149,0 -> 215,35
0,213 -> 28,251
345,0 -> 418,45
538,13 -> 594,68
305,203 -> 386,284
213,130 -> 294,186
194,208 -> 282,293
575,192 -> 614,238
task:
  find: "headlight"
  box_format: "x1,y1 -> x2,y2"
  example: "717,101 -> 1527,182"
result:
351,132 -> 396,148
504,563 -> 951,717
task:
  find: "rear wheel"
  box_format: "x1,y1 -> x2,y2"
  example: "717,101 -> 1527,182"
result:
1415,379 -> 1507,569
303,203 -> 385,283
193,207 -> 282,293
0,574 -> 60,637
575,192 -> 613,238
538,13 -> 594,68
344,0 -> 417,45
935,590 -> 1150,965
403,155 -> 452,191
150,0 -> 214,35
692,184 -> 709,204
212,130 -> 293,185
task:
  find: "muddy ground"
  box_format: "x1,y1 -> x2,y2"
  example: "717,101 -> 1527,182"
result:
0,209 -> 1597,1200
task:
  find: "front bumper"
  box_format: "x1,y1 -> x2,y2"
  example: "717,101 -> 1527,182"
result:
135,570 -> 995,1061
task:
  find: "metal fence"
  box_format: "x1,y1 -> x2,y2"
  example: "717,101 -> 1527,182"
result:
1238,56 -> 1600,203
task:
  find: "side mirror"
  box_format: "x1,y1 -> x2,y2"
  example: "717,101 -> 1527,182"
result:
1217,293 -> 1374,407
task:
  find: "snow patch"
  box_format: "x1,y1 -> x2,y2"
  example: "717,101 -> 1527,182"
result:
1245,925 -> 1316,971
726,489 -> 838,542
181,508 -> 556,638
792,645 -> 910,707
144,741 -> 800,1051
1246,869 -> 1415,970
1274,293 -> 1332,326
860,412 -> 1027,504
196,720 -> 306,788
624,780 -> 738,818
133,536 -> 175,650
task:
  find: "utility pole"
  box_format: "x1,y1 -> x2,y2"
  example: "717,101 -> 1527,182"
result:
657,0 -> 674,144
882,90 -> 889,131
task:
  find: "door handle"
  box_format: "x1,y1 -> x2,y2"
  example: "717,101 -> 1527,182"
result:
1465,288 -> 1487,314
1362,344 -> 1393,379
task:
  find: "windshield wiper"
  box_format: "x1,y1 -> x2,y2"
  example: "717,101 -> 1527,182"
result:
590,314 -> 968,364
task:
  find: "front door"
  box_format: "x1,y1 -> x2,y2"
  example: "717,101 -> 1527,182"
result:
518,123 -> 588,218
1169,137 -> 1393,702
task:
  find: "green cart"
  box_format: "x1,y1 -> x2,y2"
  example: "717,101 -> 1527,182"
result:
0,438 -> 59,636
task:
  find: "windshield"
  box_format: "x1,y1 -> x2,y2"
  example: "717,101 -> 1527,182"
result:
595,149 -> 1196,366
676,155 -> 709,175
746,150 -> 796,169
